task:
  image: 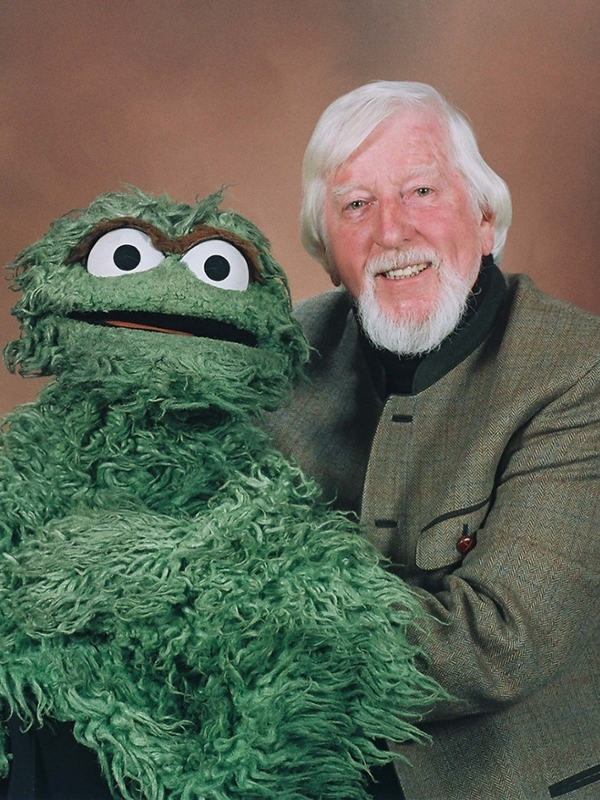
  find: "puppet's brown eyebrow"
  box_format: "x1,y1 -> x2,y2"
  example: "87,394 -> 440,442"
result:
66,218 -> 264,283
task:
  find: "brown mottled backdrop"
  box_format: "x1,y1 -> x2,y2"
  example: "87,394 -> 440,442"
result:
2,0 -> 600,416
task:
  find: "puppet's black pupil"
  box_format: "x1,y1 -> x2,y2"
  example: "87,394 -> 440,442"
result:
114,245 -> 141,271
205,255 -> 231,282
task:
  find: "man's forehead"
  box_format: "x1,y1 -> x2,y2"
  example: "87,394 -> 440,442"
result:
331,109 -> 451,172
400,162 -> 443,180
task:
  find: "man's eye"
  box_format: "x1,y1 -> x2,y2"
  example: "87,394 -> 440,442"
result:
347,199 -> 366,211
415,187 -> 432,197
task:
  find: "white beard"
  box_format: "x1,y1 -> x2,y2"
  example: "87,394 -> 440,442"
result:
356,250 -> 479,356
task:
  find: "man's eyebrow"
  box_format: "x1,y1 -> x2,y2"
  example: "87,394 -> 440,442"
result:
330,183 -> 365,198
330,165 -> 442,198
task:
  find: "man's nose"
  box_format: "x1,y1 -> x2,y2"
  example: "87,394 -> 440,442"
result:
373,198 -> 415,249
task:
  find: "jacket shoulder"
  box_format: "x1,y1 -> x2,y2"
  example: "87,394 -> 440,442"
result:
505,273 -> 600,340
293,288 -> 354,354
501,273 -> 600,379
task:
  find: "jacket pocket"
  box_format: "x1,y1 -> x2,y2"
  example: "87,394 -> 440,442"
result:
416,495 -> 492,571
549,764 -> 600,797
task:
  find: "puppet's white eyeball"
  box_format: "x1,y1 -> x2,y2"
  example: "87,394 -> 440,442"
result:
86,228 -> 164,277
181,239 -> 250,291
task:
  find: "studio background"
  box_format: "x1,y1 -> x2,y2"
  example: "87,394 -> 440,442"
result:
1,0 -> 599,416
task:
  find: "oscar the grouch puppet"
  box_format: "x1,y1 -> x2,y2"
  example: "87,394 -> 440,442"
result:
0,188 -> 442,799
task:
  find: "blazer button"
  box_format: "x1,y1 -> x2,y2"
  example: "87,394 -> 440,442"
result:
456,534 -> 475,554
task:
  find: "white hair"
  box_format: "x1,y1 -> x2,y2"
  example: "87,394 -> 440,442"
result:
300,81 -> 512,274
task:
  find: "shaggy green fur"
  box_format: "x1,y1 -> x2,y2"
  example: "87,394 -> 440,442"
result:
0,189 -> 443,799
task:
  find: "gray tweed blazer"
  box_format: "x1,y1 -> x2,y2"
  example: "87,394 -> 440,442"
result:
265,268 -> 600,800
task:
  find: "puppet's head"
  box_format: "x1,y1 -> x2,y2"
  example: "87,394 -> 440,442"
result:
5,188 -> 308,415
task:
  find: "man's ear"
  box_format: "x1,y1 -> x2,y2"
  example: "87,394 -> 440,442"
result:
480,209 -> 495,256
329,268 -> 341,287
323,246 -> 341,286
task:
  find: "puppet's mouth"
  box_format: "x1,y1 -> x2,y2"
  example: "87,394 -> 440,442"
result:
69,311 -> 258,347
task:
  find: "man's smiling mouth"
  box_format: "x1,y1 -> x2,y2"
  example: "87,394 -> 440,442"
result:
68,311 -> 258,347
379,262 -> 432,280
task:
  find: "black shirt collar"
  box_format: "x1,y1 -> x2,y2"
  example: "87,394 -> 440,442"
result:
359,257 -> 507,397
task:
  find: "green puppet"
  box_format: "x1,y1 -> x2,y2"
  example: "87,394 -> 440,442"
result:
0,188 -> 442,799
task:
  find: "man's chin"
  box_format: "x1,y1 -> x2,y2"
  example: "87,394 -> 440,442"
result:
357,285 -> 469,356
376,299 -> 436,329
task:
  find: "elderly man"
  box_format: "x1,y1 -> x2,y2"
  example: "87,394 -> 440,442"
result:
265,81 -> 600,799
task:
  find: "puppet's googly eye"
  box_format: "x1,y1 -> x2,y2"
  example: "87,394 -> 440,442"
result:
86,228 -> 164,277
181,239 -> 250,291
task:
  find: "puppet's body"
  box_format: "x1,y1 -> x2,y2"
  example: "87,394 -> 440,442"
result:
0,190 -> 440,799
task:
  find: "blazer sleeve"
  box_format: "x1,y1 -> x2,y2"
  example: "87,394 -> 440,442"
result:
409,359 -> 600,721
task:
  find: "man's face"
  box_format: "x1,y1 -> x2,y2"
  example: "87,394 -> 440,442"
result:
324,108 -> 495,326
